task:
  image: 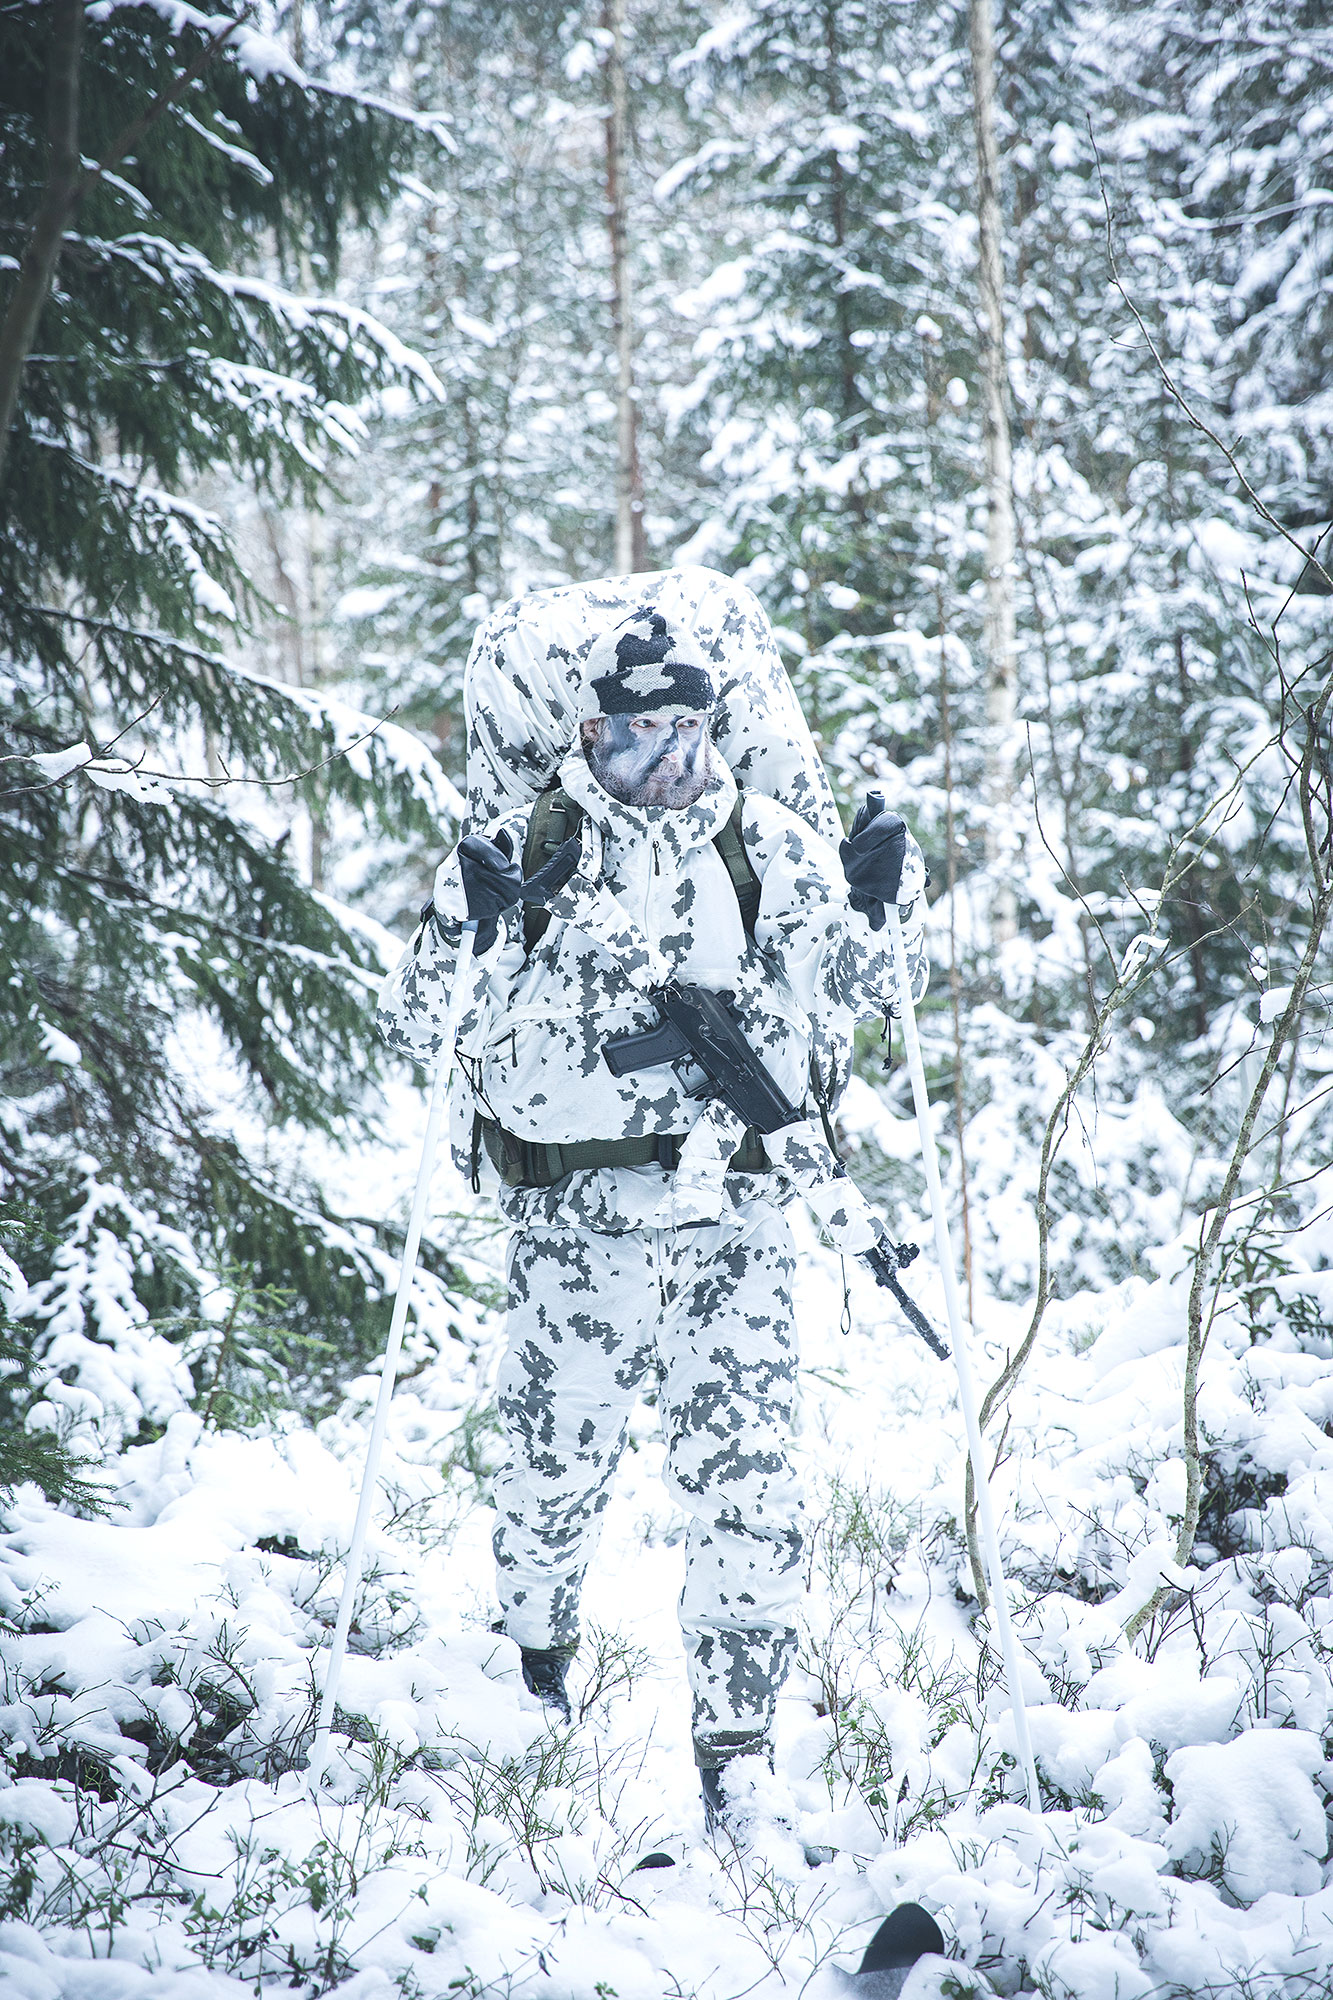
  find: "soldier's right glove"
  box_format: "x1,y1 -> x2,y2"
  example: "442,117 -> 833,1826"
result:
456,829 -> 583,954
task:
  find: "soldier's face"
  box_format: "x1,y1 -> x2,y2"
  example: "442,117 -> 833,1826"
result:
580,711 -> 713,806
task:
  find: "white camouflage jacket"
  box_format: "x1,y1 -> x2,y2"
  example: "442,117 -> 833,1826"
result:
377,745 -> 928,1240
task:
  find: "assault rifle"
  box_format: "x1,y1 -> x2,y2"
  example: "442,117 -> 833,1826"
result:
602,980 -> 947,1358
602,980 -> 802,1135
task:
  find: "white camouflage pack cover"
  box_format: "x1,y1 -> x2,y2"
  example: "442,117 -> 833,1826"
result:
463,563 -> 841,843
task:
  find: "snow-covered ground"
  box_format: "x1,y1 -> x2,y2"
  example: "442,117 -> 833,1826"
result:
3,1170 -> 1332,1998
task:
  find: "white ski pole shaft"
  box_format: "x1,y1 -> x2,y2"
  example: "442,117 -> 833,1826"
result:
310,921 -> 479,1783
885,907 -> 1041,1814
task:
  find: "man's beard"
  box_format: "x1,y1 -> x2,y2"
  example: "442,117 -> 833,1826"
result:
584,716 -> 716,807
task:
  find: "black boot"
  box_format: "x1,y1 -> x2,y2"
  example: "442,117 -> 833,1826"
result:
698,1739 -> 771,1841
700,1763 -> 727,1836
520,1646 -> 572,1723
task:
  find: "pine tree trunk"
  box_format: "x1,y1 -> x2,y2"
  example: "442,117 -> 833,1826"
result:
603,0 -> 644,574
0,0 -> 84,490
968,0 -> 1018,943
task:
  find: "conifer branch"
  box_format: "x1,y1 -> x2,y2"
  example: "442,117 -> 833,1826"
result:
0,3 -> 254,490
1,708 -> 400,799
73,7 -> 256,206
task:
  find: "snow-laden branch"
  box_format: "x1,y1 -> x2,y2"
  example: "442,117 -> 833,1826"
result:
72,232 -> 445,402
87,0 -> 456,147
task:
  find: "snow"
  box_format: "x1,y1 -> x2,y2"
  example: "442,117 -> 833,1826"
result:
37,1022 -> 82,1068
336,586 -> 402,622
1164,1731 -> 1329,1902
9,744 -> 91,782
9,0 -> 1333,1988
87,0 -> 307,87
3,1178 -> 1332,1995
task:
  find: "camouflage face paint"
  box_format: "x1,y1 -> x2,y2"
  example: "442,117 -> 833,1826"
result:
584,711 -> 715,807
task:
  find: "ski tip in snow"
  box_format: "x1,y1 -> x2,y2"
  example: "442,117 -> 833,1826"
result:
840,1903 -> 947,2000
632,1851 -> 677,1871
858,1904 -> 945,1973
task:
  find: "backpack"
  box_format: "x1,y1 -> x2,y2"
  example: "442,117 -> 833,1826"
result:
519,781 -> 761,953
461,566 -> 854,1134
463,565 -> 843,849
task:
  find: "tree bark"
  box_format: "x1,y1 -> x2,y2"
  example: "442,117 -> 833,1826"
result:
0,0 -> 85,491
603,0 -> 644,574
968,0 -> 1018,944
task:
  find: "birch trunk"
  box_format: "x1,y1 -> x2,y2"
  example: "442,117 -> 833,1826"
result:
603,0 -> 644,574
968,0 -> 1018,943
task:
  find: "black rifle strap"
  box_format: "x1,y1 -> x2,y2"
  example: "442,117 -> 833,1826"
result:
879,1261 -> 950,1361
713,793 -> 762,938
520,784 -> 760,952
809,1060 -> 840,1157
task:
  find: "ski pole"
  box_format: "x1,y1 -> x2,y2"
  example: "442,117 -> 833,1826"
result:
309,920 -> 479,1785
884,903 -> 1042,1815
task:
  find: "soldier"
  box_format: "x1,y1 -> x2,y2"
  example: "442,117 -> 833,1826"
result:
378,607 -> 927,1830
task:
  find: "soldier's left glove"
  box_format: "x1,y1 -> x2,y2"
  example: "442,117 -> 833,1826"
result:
840,804 -> 909,930
457,831 -> 523,954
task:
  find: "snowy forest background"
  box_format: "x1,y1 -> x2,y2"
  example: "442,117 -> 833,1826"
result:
2,2 -> 1333,1995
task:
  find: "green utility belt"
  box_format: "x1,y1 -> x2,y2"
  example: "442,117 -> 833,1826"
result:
478,1120 -> 772,1190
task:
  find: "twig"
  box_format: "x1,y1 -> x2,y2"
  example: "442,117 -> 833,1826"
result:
1125,675 -> 1333,1642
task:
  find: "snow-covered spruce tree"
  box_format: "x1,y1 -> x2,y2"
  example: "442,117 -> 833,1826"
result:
923,0 -> 1333,1322
320,0 -> 717,920
0,0 -> 462,1471
665,1 -> 983,779
1006,0 -> 1333,1062
321,0 -> 616,798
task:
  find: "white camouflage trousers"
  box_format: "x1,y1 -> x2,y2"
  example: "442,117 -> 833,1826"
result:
493,1198 -> 803,1767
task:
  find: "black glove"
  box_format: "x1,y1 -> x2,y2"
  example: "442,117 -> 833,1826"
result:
458,830 -> 523,954
840,798 -> 907,931
455,829 -> 583,954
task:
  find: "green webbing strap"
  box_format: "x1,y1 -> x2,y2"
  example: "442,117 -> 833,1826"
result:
521,784 -> 574,953
713,793 -> 761,939
479,1120 -> 771,1189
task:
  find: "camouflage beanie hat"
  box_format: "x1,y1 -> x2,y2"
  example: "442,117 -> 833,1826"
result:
576,608 -> 718,722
